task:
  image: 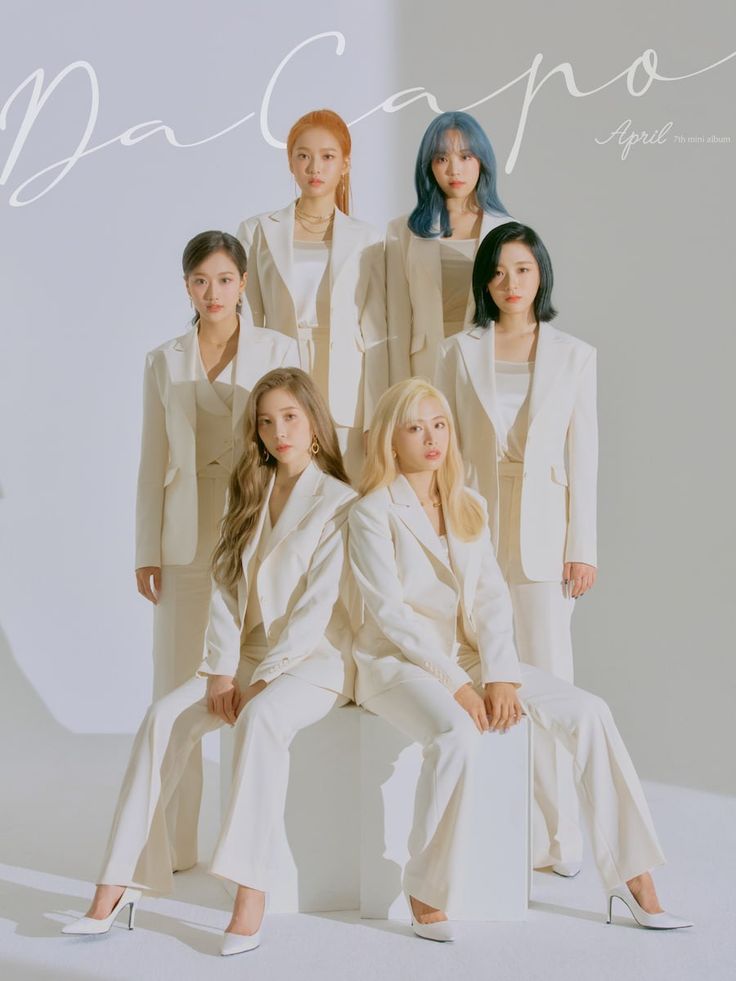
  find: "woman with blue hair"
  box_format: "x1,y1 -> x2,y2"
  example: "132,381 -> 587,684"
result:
386,111 -> 511,382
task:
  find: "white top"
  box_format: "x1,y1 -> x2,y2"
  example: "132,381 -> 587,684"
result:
440,238 -> 477,337
495,360 -> 534,463
194,351 -> 235,474
293,240 -> 331,329
438,533 -> 471,649
243,510 -> 272,640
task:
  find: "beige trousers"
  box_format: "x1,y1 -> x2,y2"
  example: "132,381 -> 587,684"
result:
363,664 -> 665,911
99,656 -> 346,895
152,473 -> 228,871
497,462 -> 581,867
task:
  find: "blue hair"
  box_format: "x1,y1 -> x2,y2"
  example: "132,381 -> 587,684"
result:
408,111 -> 509,239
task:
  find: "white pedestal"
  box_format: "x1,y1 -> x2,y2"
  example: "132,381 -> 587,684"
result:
220,703 -> 361,913
359,711 -> 531,921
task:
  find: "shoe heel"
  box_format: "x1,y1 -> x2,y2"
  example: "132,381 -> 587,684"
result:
127,902 -> 136,930
606,894 -> 614,925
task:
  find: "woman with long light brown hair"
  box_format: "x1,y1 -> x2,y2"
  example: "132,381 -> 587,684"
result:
237,108 -> 388,481
62,368 -> 357,956
349,378 -> 690,940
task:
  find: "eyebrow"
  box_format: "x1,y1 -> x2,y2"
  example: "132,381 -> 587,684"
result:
408,414 -> 447,423
295,145 -> 339,152
189,269 -> 237,277
259,405 -> 300,415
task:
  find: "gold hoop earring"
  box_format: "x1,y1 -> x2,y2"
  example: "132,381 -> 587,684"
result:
310,436 -> 320,456
391,448 -> 398,460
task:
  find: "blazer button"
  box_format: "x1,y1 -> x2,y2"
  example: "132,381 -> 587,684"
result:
281,657 -> 289,666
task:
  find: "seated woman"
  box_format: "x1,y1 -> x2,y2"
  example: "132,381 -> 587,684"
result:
348,378 -> 691,942
62,368 -> 356,956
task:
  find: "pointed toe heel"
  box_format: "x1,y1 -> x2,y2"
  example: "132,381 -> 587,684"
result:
411,917 -> 455,942
552,861 -> 582,878
221,929 -> 261,955
62,888 -> 141,936
606,886 -> 693,930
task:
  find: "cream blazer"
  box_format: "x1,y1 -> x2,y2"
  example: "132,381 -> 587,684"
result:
348,475 -> 521,705
135,322 -> 299,569
198,462 -> 357,698
385,209 -> 512,383
435,322 -> 598,580
237,202 -> 388,430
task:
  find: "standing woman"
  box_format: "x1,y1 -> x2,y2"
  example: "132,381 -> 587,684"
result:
348,379 -> 690,940
63,368 -> 357,955
237,109 -> 388,482
386,110 -> 511,384
135,232 -> 298,873
435,221 -> 596,875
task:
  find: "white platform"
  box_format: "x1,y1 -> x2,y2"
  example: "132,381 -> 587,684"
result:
360,711 -> 531,921
219,704 -> 361,913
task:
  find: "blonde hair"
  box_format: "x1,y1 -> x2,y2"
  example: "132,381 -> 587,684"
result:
286,109 -> 351,214
360,379 -> 486,541
212,368 -> 349,591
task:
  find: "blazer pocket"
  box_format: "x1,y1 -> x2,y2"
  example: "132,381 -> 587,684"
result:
409,328 -> 426,355
164,465 -> 179,487
551,464 -> 568,486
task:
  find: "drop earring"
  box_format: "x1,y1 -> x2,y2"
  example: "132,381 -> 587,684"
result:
310,435 -> 320,456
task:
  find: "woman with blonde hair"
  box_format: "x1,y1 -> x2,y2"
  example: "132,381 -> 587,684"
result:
237,108 -> 388,481
348,378 -> 690,941
62,368 -> 357,956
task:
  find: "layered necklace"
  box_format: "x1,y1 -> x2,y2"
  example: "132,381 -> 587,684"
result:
295,203 -> 335,237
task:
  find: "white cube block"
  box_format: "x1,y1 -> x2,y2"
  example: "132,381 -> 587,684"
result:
360,711 -> 531,921
220,703 -> 361,912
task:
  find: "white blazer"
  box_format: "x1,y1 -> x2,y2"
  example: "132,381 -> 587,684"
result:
385,209 -> 512,383
348,475 -> 521,705
237,202 -> 388,430
198,462 -> 357,698
435,322 -> 598,580
135,322 -> 299,569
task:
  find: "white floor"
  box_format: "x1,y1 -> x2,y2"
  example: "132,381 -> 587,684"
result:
1,777 -> 734,981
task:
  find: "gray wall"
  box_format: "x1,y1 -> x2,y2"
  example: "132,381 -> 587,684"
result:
1,0 -> 734,793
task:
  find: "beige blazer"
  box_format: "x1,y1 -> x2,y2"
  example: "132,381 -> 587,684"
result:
199,462 -> 357,698
237,202 -> 388,430
135,323 -> 299,569
348,475 -> 521,705
435,322 -> 598,580
385,209 -> 512,383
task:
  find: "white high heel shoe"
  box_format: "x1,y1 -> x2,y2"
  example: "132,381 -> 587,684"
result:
62,888 -> 141,935
408,896 -> 455,943
221,928 -> 262,956
606,885 -> 693,930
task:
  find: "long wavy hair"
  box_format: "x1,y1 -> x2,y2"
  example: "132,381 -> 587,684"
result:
359,378 -> 485,541
212,368 -> 349,591
286,109 -> 352,215
408,111 -> 509,239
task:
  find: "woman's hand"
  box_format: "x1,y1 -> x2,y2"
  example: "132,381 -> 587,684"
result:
483,683 -> 523,732
207,675 -> 240,725
135,566 -> 161,604
235,680 -> 268,717
454,683 -> 490,734
562,562 -> 597,598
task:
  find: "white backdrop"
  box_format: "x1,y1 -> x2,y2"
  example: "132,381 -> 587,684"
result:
1,0 -> 734,795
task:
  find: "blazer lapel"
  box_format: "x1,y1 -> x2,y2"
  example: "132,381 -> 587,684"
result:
260,202 -> 297,314
262,460 -> 323,562
389,475 -> 452,573
446,526 -> 481,622
457,324 -> 504,437
411,234 -> 443,309
237,472 -> 274,617
163,325 -> 198,431
329,207 -> 354,289
527,322 -> 574,426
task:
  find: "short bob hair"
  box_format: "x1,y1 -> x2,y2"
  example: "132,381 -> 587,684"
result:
472,221 -> 558,326
182,230 -> 247,321
408,111 -> 508,239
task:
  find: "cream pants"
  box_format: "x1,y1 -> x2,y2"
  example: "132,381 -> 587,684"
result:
497,462 -> 580,867
151,473 -> 228,871
363,664 -> 664,912
99,655 -> 346,895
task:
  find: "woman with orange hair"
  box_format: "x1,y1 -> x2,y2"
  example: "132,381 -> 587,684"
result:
237,109 -> 388,482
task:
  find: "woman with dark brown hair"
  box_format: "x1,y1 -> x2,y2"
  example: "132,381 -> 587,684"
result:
63,368 -> 357,956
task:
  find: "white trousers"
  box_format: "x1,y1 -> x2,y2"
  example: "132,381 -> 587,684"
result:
99,659 -> 346,895
497,464 -> 580,867
151,472 -> 231,871
363,664 -> 665,911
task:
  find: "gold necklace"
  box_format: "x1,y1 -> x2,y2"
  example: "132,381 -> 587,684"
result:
420,496 -> 442,509
295,206 -> 334,225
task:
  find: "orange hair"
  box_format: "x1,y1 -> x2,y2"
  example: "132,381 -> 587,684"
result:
286,109 -> 352,214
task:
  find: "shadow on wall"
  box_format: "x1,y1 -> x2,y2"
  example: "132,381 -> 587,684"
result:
0,624 -> 221,886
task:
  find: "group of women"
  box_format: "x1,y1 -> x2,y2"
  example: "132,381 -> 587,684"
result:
61,109 -> 691,954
